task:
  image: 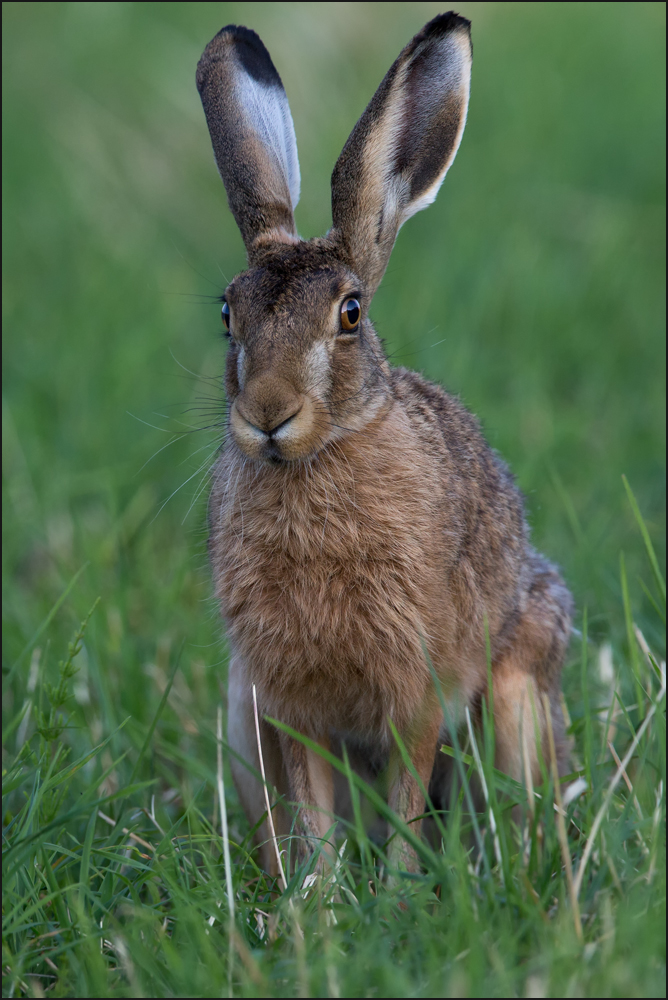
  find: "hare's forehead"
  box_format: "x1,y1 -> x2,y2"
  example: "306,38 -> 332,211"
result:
229,264 -> 357,317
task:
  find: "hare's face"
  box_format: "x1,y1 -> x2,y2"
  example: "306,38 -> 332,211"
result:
223,243 -> 390,464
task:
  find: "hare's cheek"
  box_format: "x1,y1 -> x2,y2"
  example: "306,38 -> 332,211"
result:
301,341 -> 332,398
330,340 -> 362,406
224,348 -> 241,398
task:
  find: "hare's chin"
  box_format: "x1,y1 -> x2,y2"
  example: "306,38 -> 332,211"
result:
229,396 -> 331,464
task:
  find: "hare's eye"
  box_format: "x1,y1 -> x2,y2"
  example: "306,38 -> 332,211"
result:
221,300 -> 231,333
340,297 -> 361,332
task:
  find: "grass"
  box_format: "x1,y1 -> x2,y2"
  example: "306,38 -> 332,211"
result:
2,2 -> 665,997
1,542 -> 665,998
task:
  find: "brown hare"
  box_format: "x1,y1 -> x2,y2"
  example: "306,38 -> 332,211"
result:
197,12 -> 573,874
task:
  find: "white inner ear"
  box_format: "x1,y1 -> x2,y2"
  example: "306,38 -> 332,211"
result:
403,41 -> 471,222
363,31 -> 471,235
402,107 -> 469,221
235,70 -> 301,210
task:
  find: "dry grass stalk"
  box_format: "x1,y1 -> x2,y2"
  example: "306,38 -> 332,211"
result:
217,704 -> 236,997
251,685 -> 304,938
542,692 -> 582,941
465,706 -> 503,875
251,684 -> 288,892
572,666 -> 666,900
602,691 -> 620,750
97,809 -> 155,855
217,706 -> 236,919
634,625 -> 656,671
647,779 -> 664,884
606,741 -> 635,797
520,700 -> 537,865
522,723 -> 536,818
607,739 -> 649,859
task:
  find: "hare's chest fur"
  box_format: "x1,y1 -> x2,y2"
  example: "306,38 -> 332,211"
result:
209,407 -> 458,735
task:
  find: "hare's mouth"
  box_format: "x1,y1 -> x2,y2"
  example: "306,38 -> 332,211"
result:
265,443 -> 285,465
229,395 -> 332,464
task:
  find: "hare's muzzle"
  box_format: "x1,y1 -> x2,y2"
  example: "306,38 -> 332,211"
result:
230,378 -> 324,464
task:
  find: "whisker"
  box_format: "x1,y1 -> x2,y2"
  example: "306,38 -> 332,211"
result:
178,437 -> 222,468
135,433 -> 189,475
127,411 -> 174,434
182,454 -> 218,525
151,454 -> 218,525
170,239 -> 225,292
169,349 -> 224,382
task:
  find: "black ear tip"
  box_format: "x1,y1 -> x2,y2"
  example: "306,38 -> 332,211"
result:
198,23 -> 282,89
423,11 -> 472,38
215,23 -> 256,40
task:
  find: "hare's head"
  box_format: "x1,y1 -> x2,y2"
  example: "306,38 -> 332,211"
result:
197,14 -> 471,464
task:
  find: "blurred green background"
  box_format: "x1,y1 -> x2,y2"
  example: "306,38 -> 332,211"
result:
2,2 -> 665,724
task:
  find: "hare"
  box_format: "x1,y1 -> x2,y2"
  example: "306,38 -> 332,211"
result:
197,13 -> 573,874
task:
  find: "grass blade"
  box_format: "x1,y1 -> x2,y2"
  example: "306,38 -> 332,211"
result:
621,553 -> 646,716
622,475 -> 665,605
128,644 -> 182,786
573,669 -> 666,900
4,563 -> 89,686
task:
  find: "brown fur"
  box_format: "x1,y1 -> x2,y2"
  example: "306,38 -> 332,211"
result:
198,15 -> 573,874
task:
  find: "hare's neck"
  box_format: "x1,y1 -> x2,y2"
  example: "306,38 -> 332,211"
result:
212,402 -> 437,563
223,401 -> 399,503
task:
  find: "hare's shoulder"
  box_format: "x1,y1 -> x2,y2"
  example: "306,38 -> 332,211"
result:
390,367 -> 485,461
390,367 -> 510,481
390,365 -> 526,539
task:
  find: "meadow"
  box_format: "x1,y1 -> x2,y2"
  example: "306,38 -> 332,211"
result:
2,2 -> 665,996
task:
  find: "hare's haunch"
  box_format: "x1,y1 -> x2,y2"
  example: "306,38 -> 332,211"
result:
197,13 -> 572,873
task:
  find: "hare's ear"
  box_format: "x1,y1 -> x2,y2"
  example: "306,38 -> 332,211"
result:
331,12 -> 471,293
197,25 -> 300,254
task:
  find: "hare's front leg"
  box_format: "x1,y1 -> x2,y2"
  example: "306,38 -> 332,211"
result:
387,712 -> 442,873
277,731 -> 335,870
227,657 -> 291,876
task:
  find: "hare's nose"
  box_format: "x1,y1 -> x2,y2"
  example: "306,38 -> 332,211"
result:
235,397 -> 303,437
245,407 -> 302,438
266,405 -> 303,437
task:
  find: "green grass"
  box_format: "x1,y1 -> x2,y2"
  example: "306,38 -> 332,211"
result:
2,2 -> 665,996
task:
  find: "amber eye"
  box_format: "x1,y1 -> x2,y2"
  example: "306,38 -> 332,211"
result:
221,300 -> 230,332
340,297 -> 361,332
